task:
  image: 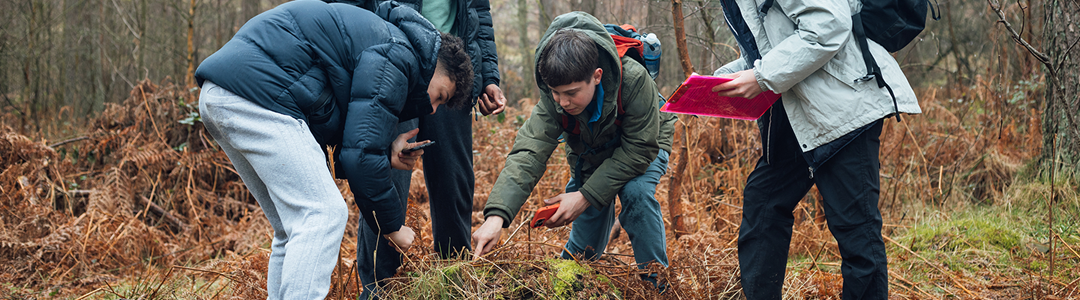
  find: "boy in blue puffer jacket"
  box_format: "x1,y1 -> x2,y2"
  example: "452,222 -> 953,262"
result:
328,0 -> 505,267
194,1 -> 472,299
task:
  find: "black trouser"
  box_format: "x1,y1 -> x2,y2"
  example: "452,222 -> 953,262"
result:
358,103 -> 476,298
357,119 -> 416,300
417,102 -> 475,258
739,105 -> 888,299
385,104 -> 475,258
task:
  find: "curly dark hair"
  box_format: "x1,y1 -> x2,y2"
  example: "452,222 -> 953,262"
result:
538,28 -> 599,88
437,32 -> 474,109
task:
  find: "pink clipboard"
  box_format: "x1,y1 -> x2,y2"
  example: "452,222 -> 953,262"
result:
660,75 -> 781,120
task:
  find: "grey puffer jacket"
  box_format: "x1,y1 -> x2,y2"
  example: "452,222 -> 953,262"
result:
715,0 -> 920,151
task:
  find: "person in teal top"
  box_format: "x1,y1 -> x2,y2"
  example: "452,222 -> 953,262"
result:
421,0 -> 456,33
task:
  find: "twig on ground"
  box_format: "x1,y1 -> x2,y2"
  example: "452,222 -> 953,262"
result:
137,195 -> 190,233
889,269 -> 937,299
48,136 -> 90,148
883,234 -> 984,299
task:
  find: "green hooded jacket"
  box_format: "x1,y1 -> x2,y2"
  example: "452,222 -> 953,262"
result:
483,11 -> 677,226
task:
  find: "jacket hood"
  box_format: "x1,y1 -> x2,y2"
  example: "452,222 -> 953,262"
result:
534,12 -> 621,116
374,1 -> 439,120
375,1 -> 440,87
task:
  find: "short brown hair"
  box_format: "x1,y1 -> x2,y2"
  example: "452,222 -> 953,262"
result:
538,29 -> 599,88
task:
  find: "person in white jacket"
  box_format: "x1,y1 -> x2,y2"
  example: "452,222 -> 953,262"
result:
710,0 -> 920,298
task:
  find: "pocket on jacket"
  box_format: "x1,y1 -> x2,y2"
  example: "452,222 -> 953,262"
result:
819,50 -> 863,91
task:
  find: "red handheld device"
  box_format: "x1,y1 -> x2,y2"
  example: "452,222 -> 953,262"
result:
530,203 -> 560,228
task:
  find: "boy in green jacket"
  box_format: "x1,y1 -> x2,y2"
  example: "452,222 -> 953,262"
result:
471,11 -> 676,283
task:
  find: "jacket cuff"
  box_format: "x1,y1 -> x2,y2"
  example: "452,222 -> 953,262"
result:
377,214 -> 405,235
752,61 -> 771,93
484,206 -> 515,228
483,78 -> 500,89
578,186 -> 607,210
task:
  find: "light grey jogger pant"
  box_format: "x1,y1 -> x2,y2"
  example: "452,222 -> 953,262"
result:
199,81 -> 348,300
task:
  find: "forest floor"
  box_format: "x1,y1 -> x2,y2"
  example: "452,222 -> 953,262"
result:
1,80 -> 1077,299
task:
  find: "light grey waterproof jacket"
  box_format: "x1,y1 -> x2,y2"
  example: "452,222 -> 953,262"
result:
714,0 -> 921,151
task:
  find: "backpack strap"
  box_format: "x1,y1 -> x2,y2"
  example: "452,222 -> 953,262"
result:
761,0 -> 901,122
614,82 -> 626,127
560,114 -> 581,135
852,12 -> 901,122
569,129 -> 622,191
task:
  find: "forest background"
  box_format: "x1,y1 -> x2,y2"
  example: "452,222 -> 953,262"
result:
1,0 -> 1078,299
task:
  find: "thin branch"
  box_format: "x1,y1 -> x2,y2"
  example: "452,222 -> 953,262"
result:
137,195 -> 190,234
883,235 -> 984,299
2,93 -> 24,116
109,0 -> 141,39
987,0 -> 1055,76
48,136 -> 89,148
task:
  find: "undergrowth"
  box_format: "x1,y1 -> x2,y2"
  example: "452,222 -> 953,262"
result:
1,74 -> 1077,299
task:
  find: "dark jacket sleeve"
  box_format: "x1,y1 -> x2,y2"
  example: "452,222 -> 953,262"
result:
321,0 -> 375,10
471,0 -> 500,88
339,43 -> 418,235
483,97 -> 562,226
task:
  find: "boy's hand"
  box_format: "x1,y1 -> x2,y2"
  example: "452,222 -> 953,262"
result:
478,84 -> 506,116
711,69 -> 763,99
390,129 -> 422,170
472,215 -> 505,260
385,225 -> 415,253
541,191 -> 590,228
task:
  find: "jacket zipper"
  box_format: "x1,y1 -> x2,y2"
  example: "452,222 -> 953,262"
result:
766,108 -> 773,164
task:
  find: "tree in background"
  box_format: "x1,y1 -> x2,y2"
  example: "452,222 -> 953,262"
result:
0,0 -> 288,136
989,0 -> 1078,283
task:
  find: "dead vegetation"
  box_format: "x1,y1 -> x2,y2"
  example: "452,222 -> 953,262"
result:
0,80 -> 267,296
0,76 -> 1076,299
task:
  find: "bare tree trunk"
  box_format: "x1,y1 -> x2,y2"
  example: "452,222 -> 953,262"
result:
538,0 -> 556,31
569,0 -> 597,17
1040,0 -> 1080,278
989,0 -> 1080,284
694,0 -> 718,72
666,0 -> 694,238
186,0 -> 196,88
137,0 -> 147,80
1039,0 -> 1079,178
56,0 -> 68,109
94,0 -> 107,114
670,0 -> 694,77
517,0 -> 534,100
242,0 -> 260,22
23,0 -> 50,133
